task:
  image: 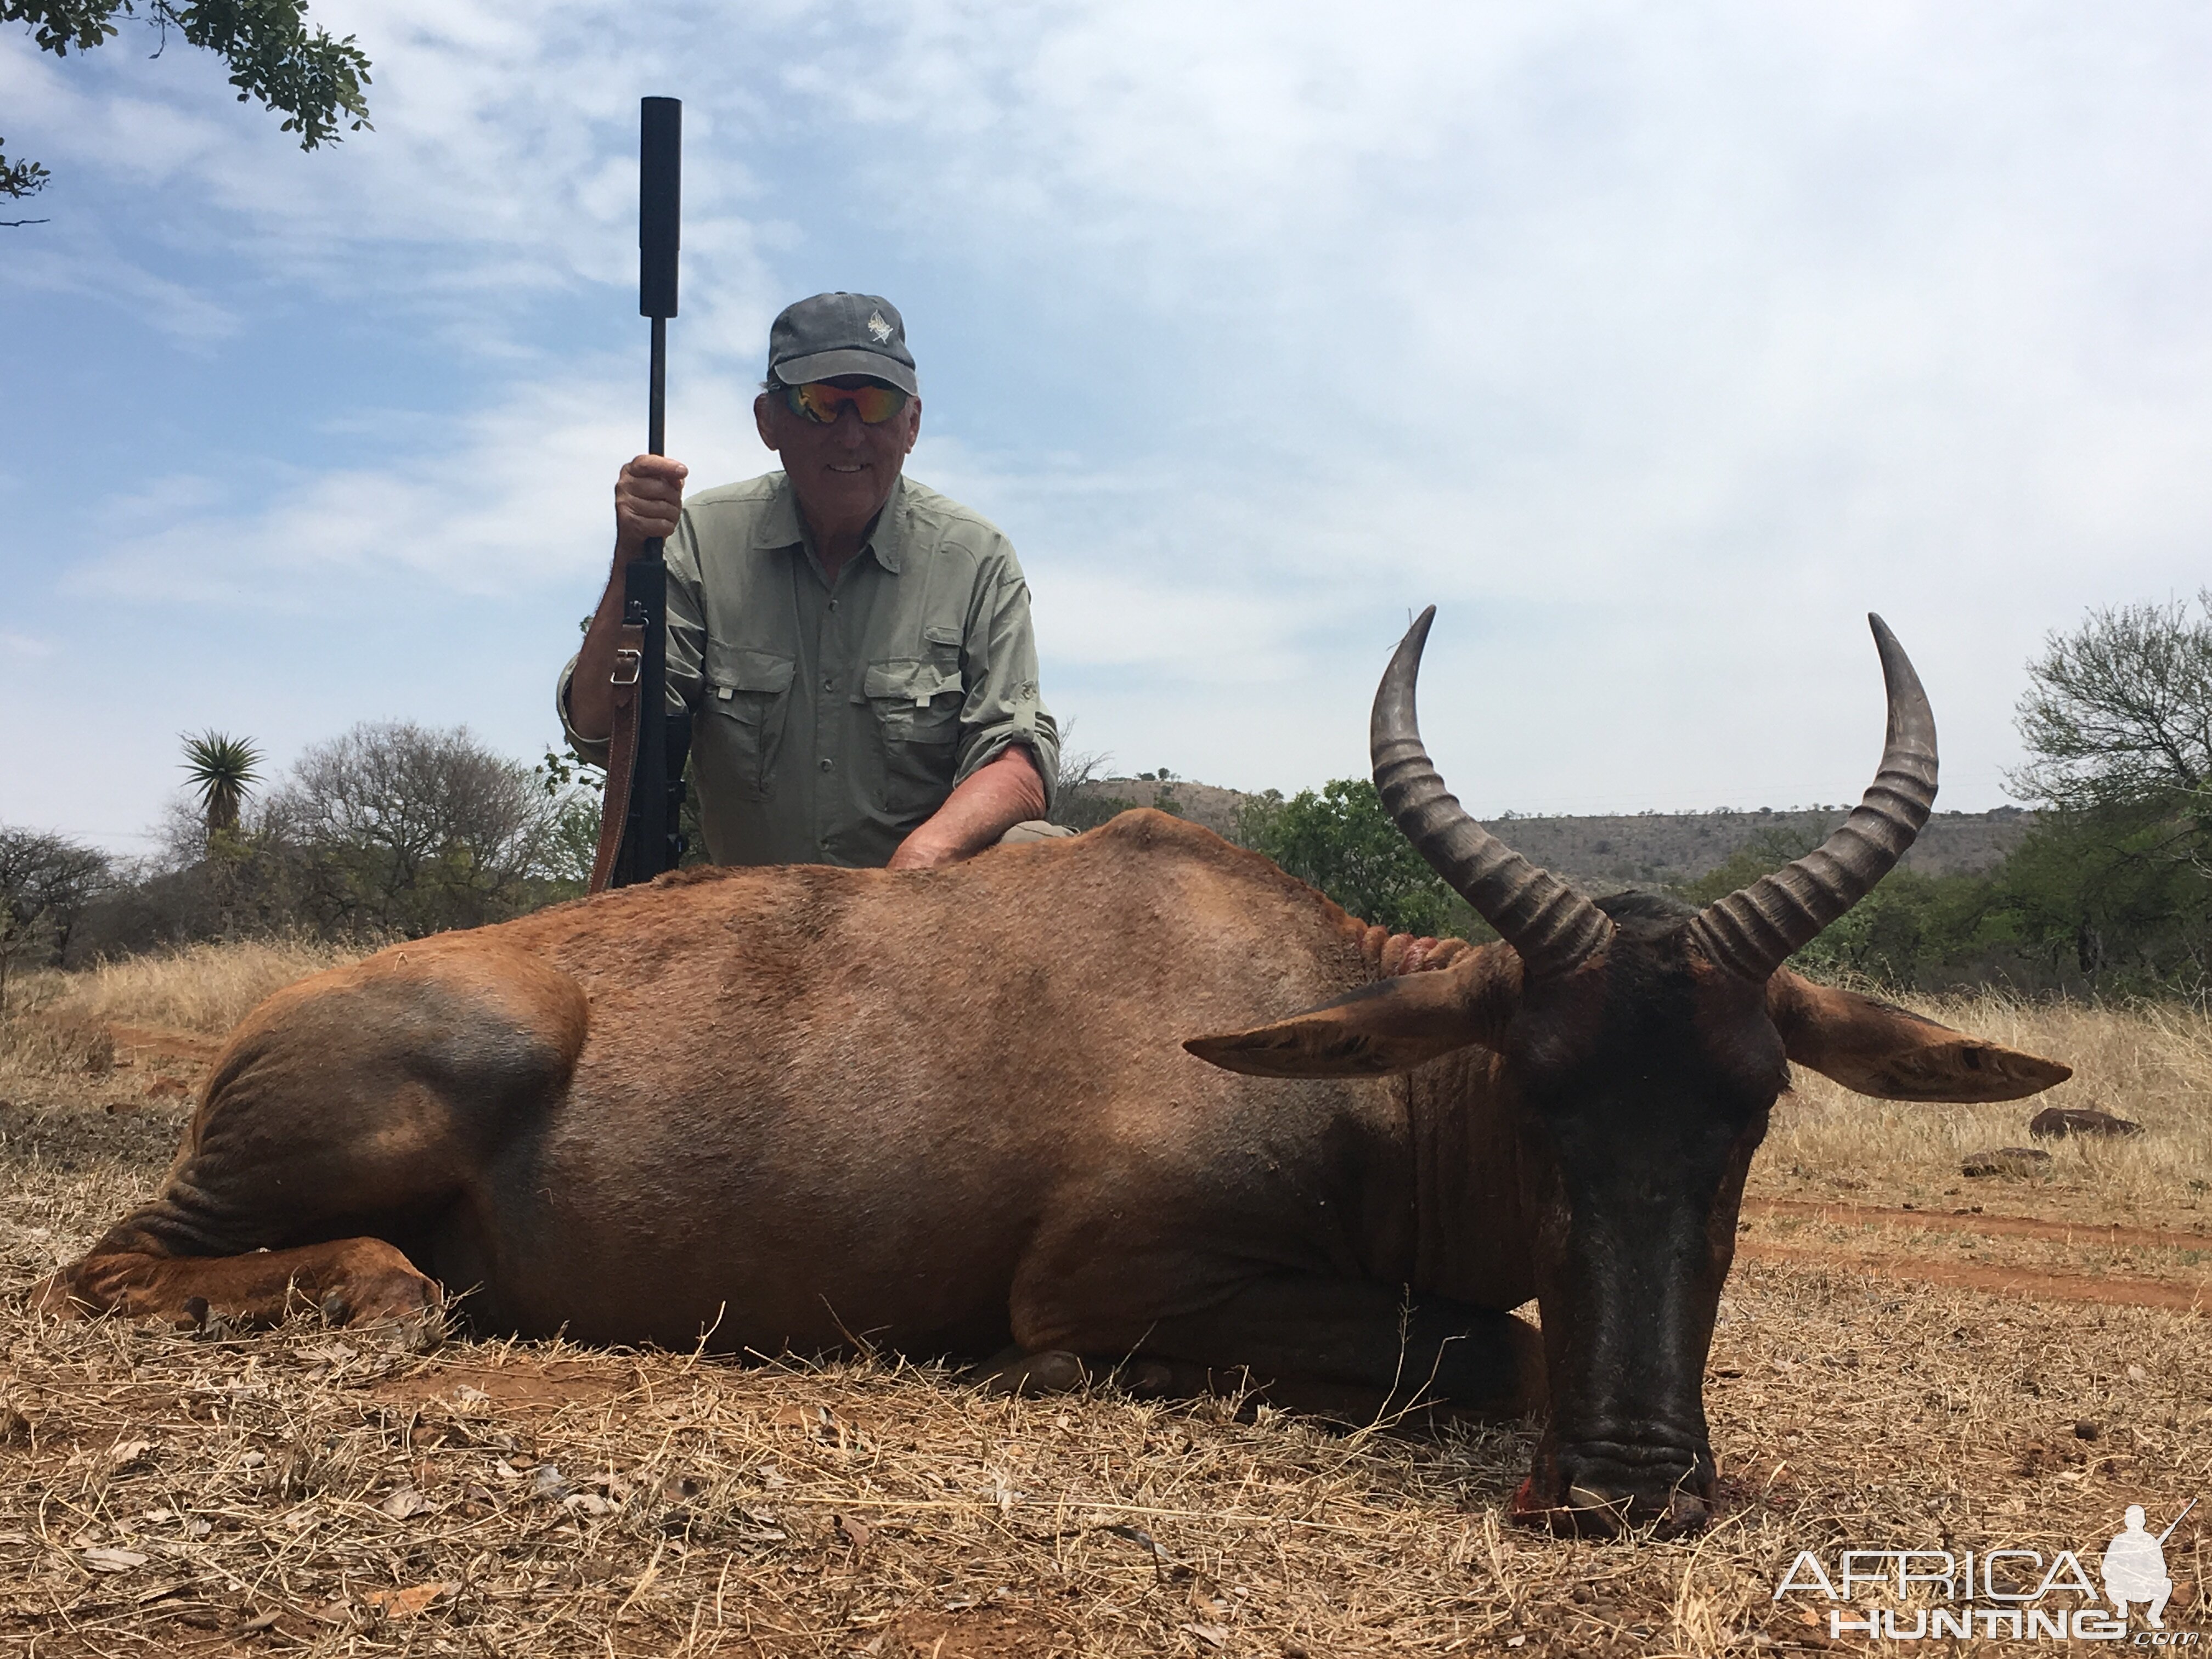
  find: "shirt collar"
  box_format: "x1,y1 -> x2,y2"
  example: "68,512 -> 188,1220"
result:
752,473 -> 906,574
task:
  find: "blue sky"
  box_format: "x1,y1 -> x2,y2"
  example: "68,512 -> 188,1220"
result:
4,2 -> 2209,853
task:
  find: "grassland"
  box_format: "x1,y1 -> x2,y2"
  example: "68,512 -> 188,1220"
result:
2,944 -> 2207,1656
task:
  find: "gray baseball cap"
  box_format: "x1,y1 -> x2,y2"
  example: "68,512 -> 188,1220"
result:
766,292 -> 918,395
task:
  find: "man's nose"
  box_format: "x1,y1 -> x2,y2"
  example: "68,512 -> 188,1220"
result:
833,404 -> 867,443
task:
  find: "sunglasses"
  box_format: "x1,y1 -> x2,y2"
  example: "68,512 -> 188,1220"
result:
780,380 -> 910,425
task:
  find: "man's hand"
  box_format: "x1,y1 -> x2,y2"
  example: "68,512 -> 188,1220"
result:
887,747 -> 1049,870
571,454 -> 692,743
615,454 -> 689,561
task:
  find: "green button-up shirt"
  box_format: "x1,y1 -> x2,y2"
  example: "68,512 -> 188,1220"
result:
561,472 -> 1057,868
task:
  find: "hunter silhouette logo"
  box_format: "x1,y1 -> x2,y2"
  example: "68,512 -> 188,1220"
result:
867,309 -> 893,343
2105,1500 -> 2195,1629
1773,1497 -> 2200,1643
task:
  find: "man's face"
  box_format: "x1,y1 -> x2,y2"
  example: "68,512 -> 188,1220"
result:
754,375 -> 922,535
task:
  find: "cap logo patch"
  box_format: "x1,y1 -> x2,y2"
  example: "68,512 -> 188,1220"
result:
867,310 -> 893,343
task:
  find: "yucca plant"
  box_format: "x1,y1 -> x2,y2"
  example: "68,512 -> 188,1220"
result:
181,731 -> 265,837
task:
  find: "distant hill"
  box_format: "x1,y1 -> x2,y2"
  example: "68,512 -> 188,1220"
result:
1453,805 -> 2031,889
1060,778 -> 2032,891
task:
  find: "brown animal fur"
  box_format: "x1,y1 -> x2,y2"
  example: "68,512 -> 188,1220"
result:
39,811 -> 2063,1436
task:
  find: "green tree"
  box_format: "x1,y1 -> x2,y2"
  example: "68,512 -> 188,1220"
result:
262,722 -> 566,936
1989,803 -> 2209,986
180,730 -> 263,838
0,826 -> 112,1009
2010,591 -> 2212,831
1238,778 -> 1480,937
1676,825 -> 1999,988
1999,591 -> 2212,986
2,0 -> 371,208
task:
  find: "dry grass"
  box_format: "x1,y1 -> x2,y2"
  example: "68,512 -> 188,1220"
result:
36,939 -> 366,1038
3,1262 -> 2204,1655
2,945 -> 2209,1655
1758,990 -> 2212,1224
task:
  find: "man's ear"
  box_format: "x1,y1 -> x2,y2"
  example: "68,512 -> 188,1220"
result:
1768,970 -> 2073,1102
1184,949 -> 1520,1079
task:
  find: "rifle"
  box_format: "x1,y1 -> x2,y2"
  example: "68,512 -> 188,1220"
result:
2157,1497 -> 2197,1545
601,94 -> 691,888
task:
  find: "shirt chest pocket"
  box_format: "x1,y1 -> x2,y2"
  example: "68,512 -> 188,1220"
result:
861,658 -> 964,743
703,645 -> 795,799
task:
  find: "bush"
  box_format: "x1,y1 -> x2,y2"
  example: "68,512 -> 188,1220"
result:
1237,780 -> 1483,938
74,724 -> 583,957
0,828 -> 114,1011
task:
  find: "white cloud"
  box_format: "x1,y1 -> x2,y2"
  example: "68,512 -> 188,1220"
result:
8,0 -> 2212,842
65,364 -> 772,607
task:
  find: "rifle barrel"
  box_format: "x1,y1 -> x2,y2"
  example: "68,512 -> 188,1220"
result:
612,95 -> 683,887
2157,1496 -> 2197,1545
639,97 -> 680,321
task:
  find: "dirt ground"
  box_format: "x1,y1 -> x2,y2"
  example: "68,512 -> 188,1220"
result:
2,952 -> 2207,1656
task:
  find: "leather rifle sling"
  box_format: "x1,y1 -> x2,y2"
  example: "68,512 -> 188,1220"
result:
586,620 -> 647,894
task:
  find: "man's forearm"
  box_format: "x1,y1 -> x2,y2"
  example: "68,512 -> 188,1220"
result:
568,555 -> 639,743
888,746 -> 1049,870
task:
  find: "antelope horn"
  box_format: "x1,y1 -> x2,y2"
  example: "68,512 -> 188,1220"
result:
1371,607 -> 1613,979
1685,614 -> 1938,981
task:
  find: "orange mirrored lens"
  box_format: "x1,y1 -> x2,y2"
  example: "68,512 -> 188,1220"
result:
785,381 -> 908,424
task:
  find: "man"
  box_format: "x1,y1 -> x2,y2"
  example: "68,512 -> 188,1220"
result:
561,292 -> 1060,869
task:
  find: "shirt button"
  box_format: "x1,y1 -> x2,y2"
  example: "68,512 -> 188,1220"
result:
828,599 -> 839,612
820,757 -> 834,771
822,676 -> 836,692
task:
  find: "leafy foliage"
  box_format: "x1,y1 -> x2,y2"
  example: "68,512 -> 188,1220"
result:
1,142 -> 49,203
0,827 -> 113,1009
254,723 -> 568,937
1675,826 -> 1996,986
1987,805 -> 2211,989
2009,591 -> 2212,826
179,730 -> 263,837
2,0 -> 371,201
1237,780 -> 1481,938
1997,592 -> 2212,988
537,747 -> 607,890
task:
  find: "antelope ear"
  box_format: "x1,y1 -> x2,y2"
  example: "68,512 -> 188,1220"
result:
1768,971 -> 2073,1103
1184,949 -> 1519,1078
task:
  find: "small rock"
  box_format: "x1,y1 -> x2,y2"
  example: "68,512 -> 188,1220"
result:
2075,1419 -> 2102,1441
2029,1107 -> 2143,1139
1961,1147 -> 2053,1178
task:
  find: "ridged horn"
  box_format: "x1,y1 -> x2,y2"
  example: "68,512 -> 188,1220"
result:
1371,607 -> 1613,979
1685,614 -> 1938,982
